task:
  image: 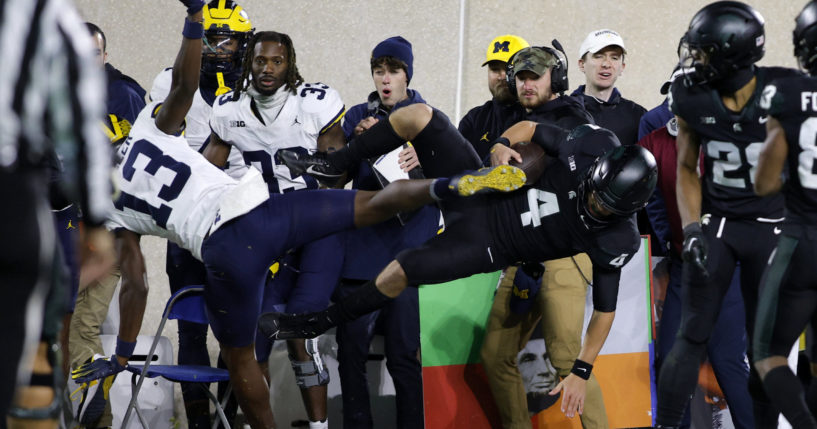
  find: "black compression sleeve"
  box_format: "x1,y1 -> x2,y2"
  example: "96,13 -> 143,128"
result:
591,267 -> 620,312
530,122 -> 567,157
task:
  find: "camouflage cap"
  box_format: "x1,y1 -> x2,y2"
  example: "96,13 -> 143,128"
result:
511,47 -> 558,77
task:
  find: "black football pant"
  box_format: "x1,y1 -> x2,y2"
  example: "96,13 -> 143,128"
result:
343,107 -> 482,179
754,223 -> 817,427
0,169 -> 55,422
656,215 -> 781,427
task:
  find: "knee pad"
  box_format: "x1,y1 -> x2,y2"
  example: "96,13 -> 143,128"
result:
290,337 -> 330,388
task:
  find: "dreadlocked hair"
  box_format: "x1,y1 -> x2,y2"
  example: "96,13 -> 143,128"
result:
233,31 -> 304,101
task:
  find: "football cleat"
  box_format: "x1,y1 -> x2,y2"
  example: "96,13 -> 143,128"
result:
258,311 -> 327,340
449,165 -> 526,196
276,149 -> 345,187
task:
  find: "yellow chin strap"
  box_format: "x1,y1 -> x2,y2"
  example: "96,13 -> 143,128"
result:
215,72 -> 231,96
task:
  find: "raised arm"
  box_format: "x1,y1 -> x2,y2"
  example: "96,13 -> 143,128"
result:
155,1 -> 205,135
754,117 -> 788,196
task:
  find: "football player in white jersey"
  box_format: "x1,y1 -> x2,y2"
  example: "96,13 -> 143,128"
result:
71,4 -> 526,427
204,31 -> 347,428
150,2 -> 253,426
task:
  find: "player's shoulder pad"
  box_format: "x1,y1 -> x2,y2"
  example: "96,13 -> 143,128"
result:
295,82 -> 343,115
761,74 -> 817,118
667,77 -> 702,119
588,217 -> 640,269
561,124 -> 619,173
211,90 -> 243,115
758,66 -> 805,83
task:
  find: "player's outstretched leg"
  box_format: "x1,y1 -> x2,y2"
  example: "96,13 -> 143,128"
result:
351,166 -> 525,228
260,260 -> 409,340
277,104 -> 434,186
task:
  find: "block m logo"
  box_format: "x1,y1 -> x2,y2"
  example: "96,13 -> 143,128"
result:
493,40 -> 511,53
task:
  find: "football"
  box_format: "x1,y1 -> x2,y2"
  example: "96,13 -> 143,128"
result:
509,141 -> 547,185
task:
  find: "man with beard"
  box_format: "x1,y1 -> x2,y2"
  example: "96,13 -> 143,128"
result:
459,34 -> 529,162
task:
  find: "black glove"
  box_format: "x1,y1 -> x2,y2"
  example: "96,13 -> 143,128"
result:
71,354 -> 127,383
179,0 -> 205,14
682,222 -> 708,273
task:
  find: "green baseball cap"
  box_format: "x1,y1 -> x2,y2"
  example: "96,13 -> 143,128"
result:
511,47 -> 557,76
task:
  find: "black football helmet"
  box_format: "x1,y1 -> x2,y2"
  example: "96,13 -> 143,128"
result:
202,0 -> 254,75
578,145 -> 658,230
795,1 -> 817,75
678,1 -> 765,86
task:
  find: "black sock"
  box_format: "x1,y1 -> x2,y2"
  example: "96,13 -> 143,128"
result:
656,338 -> 706,426
326,279 -> 393,325
808,376 -> 817,417
762,366 -> 817,428
429,177 -> 453,201
328,119 -> 406,171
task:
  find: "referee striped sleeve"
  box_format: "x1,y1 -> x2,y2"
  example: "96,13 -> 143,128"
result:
0,0 -> 110,225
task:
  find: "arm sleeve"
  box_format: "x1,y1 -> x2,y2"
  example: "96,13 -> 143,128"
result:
530,122 -> 567,156
591,266 -> 621,312
50,4 -> 110,226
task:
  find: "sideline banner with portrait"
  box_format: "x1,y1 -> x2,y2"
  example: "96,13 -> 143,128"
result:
419,237 -> 653,428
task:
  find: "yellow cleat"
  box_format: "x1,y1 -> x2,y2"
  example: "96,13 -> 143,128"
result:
449,166 -> 527,197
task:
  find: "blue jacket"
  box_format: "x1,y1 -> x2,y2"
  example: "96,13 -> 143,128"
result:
105,63 -> 146,124
340,89 -> 440,280
637,99 -> 673,141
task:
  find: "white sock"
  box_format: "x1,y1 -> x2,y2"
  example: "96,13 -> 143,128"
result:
308,419 -> 328,429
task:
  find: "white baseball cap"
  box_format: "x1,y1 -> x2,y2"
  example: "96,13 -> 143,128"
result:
578,29 -> 627,59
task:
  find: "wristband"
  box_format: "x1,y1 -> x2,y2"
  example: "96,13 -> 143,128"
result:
116,337 -> 137,359
494,137 -> 511,147
570,359 -> 593,380
182,18 -> 204,39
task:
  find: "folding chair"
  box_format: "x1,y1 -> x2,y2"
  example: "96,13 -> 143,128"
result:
122,285 -> 232,429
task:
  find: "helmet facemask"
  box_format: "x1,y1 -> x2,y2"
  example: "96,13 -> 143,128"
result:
201,0 -> 253,76
576,145 -> 658,231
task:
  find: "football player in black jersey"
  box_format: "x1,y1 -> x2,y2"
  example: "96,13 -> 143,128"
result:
654,2 -> 803,427
270,104 -> 657,418
752,2 -> 817,426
